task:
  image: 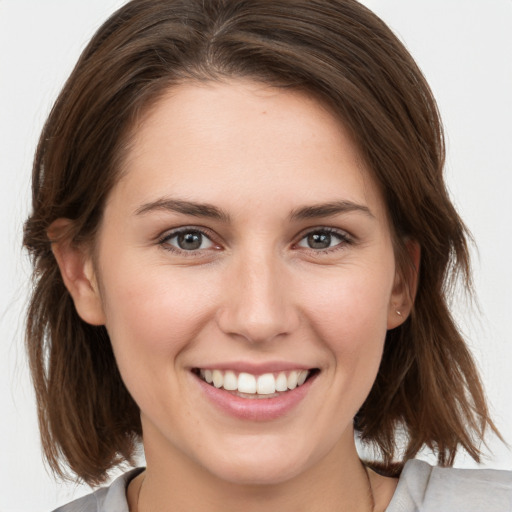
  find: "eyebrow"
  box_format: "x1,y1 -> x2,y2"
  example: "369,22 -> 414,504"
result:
134,197 -> 373,222
135,198 -> 231,222
289,200 -> 374,221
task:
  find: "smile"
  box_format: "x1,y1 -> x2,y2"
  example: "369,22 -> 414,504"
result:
195,369 -> 314,397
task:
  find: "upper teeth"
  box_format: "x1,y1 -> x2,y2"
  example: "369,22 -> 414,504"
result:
199,369 -> 310,395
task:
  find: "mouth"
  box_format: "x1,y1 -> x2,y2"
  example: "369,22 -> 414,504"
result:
192,368 -> 319,399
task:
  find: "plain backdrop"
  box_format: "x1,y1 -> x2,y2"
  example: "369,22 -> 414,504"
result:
1,1 -> 511,510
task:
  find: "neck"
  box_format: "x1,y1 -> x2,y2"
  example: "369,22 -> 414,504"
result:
134,428 -> 380,512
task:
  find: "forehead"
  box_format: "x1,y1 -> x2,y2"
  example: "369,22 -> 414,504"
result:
112,79 -> 386,220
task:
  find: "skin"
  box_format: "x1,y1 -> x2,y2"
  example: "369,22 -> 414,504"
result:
53,79 -> 416,511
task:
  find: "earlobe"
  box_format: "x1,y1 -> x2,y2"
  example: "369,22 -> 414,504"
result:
387,240 -> 420,329
48,219 -> 106,326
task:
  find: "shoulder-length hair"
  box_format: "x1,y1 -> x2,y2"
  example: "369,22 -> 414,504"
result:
24,0 -> 496,484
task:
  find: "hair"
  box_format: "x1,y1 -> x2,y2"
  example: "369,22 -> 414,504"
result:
23,0 -> 497,485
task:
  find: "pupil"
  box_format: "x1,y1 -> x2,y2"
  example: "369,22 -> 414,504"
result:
308,232 -> 331,249
178,232 -> 202,250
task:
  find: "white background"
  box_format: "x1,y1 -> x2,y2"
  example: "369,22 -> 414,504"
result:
1,1 -> 511,510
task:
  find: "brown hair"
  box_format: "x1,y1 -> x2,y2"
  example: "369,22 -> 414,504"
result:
24,0 -> 497,484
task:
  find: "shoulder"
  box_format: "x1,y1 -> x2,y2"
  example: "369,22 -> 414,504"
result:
387,459 -> 512,512
52,468 -> 144,512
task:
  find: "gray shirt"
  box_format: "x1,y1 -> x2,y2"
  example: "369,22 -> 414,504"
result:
53,459 -> 512,511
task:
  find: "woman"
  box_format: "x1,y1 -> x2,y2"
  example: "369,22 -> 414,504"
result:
22,0 -> 511,510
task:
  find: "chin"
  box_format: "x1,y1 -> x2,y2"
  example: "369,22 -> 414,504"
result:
209,458 -> 306,487
199,436 -> 319,486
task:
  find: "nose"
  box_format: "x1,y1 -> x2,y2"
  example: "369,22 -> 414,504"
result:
215,250 -> 300,344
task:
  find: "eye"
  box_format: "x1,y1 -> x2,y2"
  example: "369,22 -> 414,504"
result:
296,229 -> 350,251
160,229 -> 215,252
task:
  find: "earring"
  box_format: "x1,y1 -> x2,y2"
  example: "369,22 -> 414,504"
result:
395,310 -> 402,316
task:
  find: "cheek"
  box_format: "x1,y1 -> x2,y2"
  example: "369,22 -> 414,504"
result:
99,255 -> 219,367
98,259 -> 224,421
303,265 -> 392,346
300,264 -> 392,397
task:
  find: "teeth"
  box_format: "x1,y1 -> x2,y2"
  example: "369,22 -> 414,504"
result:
297,370 -> 308,386
223,370 -> 238,391
287,371 -> 298,390
198,368 -> 311,395
275,372 -> 288,392
212,369 -> 223,388
238,372 -> 257,393
257,373 -> 276,395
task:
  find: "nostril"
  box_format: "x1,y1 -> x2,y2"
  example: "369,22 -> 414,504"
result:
214,281 -> 301,344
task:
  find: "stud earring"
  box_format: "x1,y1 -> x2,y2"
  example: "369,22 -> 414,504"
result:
395,310 -> 402,316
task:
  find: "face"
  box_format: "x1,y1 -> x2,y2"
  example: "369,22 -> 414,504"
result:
70,80 -> 409,485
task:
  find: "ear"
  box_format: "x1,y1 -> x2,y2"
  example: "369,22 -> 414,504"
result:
387,240 -> 420,329
48,219 -> 106,326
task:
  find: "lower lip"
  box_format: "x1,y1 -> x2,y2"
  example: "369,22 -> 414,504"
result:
194,373 -> 317,421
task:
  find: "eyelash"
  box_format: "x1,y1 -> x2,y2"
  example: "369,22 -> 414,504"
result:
158,227 -> 218,256
294,227 -> 353,254
157,226 -> 353,255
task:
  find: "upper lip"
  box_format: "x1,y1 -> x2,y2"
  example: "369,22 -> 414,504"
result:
191,361 -> 317,375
